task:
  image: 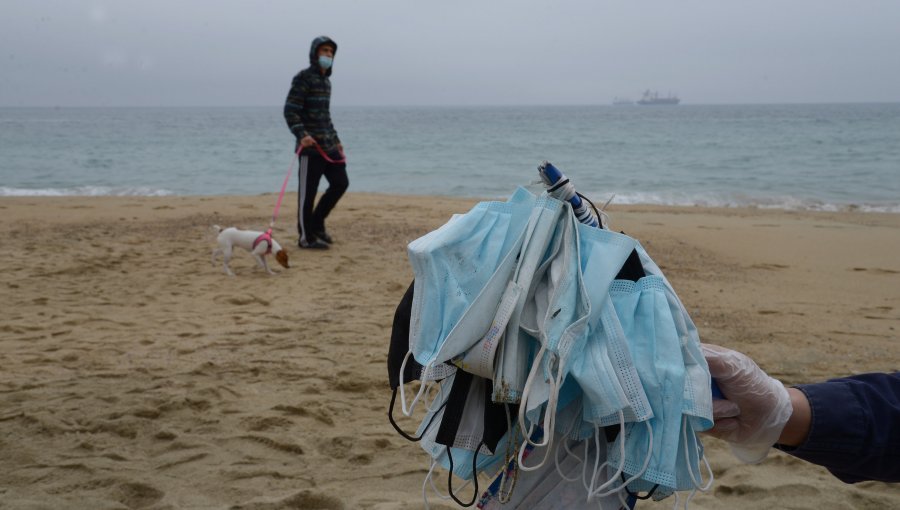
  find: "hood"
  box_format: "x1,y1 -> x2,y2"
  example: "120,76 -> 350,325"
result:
309,36 -> 338,76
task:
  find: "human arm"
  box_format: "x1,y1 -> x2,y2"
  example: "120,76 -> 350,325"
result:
284,74 -> 312,145
702,344 -> 900,483
781,373 -> 900,483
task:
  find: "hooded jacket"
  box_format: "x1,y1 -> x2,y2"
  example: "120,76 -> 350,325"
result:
283,36 -> 341,154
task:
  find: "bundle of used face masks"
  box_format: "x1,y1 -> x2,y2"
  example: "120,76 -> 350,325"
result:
387,167 -> 715,509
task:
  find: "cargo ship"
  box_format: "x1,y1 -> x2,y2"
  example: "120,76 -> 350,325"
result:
636,90 -> 680,105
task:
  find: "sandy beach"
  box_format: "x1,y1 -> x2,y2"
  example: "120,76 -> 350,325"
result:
0,192 -> 897,510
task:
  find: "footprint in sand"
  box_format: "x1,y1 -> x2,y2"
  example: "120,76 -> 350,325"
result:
749,263 -> 790,270
241,416 -> 294,432
113,481 -> 164,509
156,452 -> 209,470
273,403 -> 335,426
714,483 -> 767,498
852,267 -> 899,275
231,489 -> 345,510
235,435 -> 305,455
319,436 -> 355,459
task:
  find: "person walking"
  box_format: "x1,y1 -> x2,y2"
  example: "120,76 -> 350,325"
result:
284,35 -> 348,250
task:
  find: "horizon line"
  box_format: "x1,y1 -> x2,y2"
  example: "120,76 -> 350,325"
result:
2,100 -> 900,109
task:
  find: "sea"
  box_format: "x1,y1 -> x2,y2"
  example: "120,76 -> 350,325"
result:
1,103 -> 898,213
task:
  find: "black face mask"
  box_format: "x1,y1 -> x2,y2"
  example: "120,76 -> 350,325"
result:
387,281 -> 454,441
615,246 -> 647,282
388,282 -> 422,390
431,370 -> 519,507
388,281 -> 521,506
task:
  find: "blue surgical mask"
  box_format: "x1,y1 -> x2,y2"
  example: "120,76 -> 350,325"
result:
408,188 -> 534,366
606,276 -> 691,492
569,224 -> 645,425
318,55 -> 333,69
493,195 -> 565,404
403,188 -> 535,413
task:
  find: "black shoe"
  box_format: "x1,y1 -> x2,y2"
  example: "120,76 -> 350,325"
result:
299,239 -> 330,250
314,231 -> 334,244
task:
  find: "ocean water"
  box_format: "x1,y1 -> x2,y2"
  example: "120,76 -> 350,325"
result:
1,104 -> 898,213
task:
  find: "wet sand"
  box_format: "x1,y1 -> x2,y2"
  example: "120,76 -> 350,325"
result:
0,193 -> 897,509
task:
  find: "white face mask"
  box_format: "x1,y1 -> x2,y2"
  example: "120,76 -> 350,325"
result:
318,55 -> 333,69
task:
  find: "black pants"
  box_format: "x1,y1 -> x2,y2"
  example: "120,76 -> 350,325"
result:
297,148 -> 349,244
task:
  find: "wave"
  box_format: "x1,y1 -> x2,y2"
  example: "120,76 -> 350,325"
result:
0,186 -> 175,197
589,190 -> 900,214
2,185 -> 897,214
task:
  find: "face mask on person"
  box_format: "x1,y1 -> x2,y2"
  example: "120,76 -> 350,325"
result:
318,55 -> 333,69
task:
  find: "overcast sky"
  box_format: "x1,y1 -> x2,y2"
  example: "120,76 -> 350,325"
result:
2,0 -> 899,107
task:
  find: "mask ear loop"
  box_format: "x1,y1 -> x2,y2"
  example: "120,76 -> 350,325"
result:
516,346 -> 565,471
617,487 -> 631,509
388,387 -> 449,442
682,415 -> 714,491
684,488 -> 699,509
399,352 -> 437,416
517,344 -> 565,447
423,449 -> 476,507
672,490 -> 681,510
583,425 -> 604,494
553,408 -> 584,482
586,411 -> 627,499
422,458 -> 441,510
446,442 -> 481,507
592,420 -> 654,499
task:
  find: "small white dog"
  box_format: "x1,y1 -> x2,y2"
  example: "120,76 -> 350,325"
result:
211,225 -> 290,276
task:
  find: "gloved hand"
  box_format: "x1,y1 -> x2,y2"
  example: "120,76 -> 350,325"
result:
701,344 -> 794,464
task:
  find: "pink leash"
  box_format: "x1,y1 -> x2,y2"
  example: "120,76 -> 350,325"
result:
255,142 -> 347,251
308,143 -> 347,164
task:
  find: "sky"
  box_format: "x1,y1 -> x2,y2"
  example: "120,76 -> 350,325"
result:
2,0 -> 900,107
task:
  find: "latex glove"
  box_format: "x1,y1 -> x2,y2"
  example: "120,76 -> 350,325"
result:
701,344 -> 793,463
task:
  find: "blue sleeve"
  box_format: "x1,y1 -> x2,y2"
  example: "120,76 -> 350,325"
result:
777,372 -> 900,483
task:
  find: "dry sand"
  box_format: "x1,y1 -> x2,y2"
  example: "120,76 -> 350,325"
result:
0,192 -> 897,509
